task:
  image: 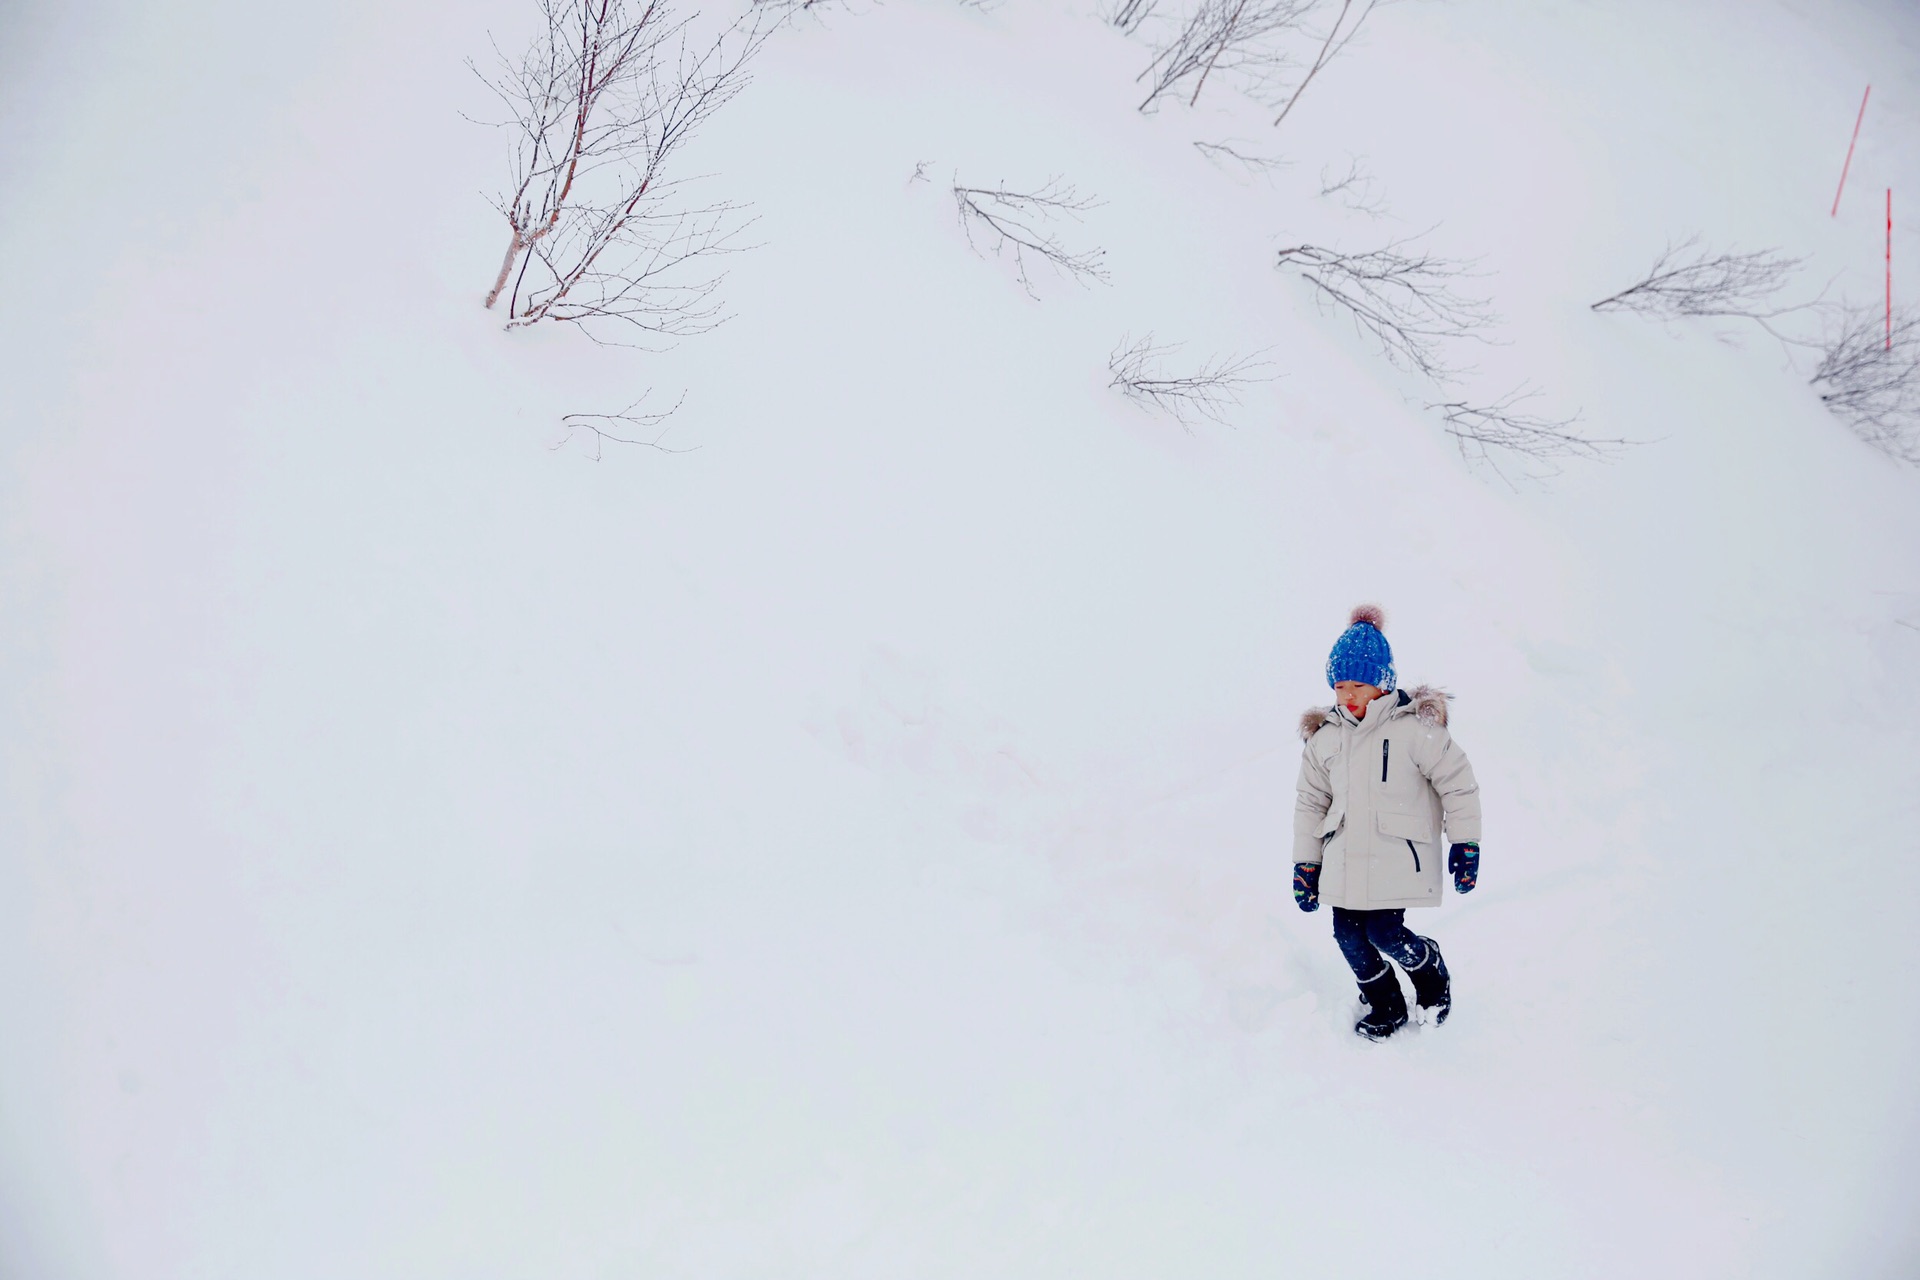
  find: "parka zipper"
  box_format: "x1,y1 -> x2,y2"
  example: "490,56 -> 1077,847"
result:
1381,740 -> 1390,782
1405,839 -> 1421,872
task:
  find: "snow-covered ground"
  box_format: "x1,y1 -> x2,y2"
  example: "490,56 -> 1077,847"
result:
2,0 -> 1918,1275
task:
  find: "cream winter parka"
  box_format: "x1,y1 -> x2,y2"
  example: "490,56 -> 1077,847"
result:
1293,685 -> 1482,910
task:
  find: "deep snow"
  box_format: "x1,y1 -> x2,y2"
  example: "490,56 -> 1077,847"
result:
2,0 -> 1919,1275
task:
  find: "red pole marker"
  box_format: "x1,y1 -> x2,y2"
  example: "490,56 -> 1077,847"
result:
1833,85 -> 1871,217
1888,188 -> 1894,350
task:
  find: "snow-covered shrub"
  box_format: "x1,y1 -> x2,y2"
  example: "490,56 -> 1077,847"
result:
1275,236 -> 1496,383
1133,0 -> 1314,111
1126,0 -> 1387,121
1591,237 -> 1816,347
1811,304 -> 1920,463
1427,386 -> 1629,480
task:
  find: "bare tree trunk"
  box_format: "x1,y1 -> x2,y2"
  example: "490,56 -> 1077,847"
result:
485,226 -> 526,309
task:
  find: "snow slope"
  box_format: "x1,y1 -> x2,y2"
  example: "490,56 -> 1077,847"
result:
1,0 -> 1918,1275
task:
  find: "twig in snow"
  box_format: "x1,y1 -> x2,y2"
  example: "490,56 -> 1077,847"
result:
1194,139 -> 1288,176
1318,156 -> 1385,216
1108,333 -> 1274,429
555,392 -> 694,461
953,178 -> 1110,296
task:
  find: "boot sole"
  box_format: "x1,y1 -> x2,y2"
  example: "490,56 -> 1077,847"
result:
1355,1017 -> 1408,1041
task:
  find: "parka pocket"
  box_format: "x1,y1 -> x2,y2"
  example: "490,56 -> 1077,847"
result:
1382,809 -> 1443,901
1375,810 -> 1439,845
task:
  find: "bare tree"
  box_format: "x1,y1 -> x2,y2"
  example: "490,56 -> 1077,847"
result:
475,0 -> 775,341
1135,0 -> 1314,112
1108,333 -> 1273,428
1426,386 -> 1629,479
1810,303 -> 1920,463
1276,236 -> 1496,381
1106,0 -> 1159,33
1271,0 -> 1385,128
953,178 -> 1110,296
1591,237 -> 1821,346
555,391 -> 693,460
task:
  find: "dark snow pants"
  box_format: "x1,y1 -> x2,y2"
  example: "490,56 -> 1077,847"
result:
1331,907 -> 1434,985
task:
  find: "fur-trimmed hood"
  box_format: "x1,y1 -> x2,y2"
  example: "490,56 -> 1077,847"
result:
1299,684 -> 1451,741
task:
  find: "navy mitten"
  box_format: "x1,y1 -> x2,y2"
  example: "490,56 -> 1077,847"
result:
1293,862 -> 1321,912
1448,842 -> 1480,893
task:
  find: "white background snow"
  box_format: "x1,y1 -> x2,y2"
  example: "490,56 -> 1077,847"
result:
2,0 -> 1919,1274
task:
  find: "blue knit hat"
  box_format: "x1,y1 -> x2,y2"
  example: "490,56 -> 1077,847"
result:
1326,604 -> 1395,691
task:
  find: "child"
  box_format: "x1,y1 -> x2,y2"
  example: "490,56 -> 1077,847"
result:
1292,605 -> 1482,1040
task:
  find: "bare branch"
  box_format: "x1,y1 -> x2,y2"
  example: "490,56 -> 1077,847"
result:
1135,0 -> 1315,112
1106,0 -> 1159,34
1276,236 -> 1497,382
1317,156 -> 1385,216
1194,139 -> 1288,177
1272,0 -> 1384,129
953,178 -> 1110,297
1426,385 -> 1630,479
1108,333 -> 1275,429
555,391 -> 694,461
1810,303 -> 1920,463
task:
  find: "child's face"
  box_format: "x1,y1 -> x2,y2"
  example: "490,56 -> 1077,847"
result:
1334,681 -> 1385,717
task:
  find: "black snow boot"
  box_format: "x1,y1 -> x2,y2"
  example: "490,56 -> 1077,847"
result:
1405,937 -> 1451,1025
1354,966 -> 1408,1041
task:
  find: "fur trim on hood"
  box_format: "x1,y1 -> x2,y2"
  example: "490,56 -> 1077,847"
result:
1407,684 -> 1450,728
1298,684 -> 1451,742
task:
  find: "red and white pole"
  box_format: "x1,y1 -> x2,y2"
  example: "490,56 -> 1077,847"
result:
1834,85 -> 1870,217
1888,188 -> 1894,351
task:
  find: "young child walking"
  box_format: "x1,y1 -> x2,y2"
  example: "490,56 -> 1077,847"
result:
1292,605 -> 1482,1040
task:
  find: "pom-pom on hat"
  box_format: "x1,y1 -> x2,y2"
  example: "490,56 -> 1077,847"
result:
1326,604 -> 1395,691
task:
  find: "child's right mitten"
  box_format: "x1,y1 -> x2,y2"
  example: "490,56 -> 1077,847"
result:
1448,842 -> 1479,893
1292,862 -> 1321,912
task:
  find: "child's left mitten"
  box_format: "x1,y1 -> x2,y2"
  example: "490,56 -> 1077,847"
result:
1448,842 -> 1479,893
1292,862 -> 1321,912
